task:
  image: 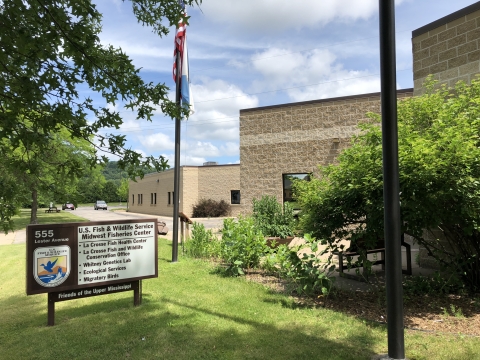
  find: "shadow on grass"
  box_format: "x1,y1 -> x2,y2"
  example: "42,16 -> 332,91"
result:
0,291 -> 380,359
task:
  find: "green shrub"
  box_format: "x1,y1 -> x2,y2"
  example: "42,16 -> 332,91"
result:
261,234 -> 334,296
192,198 -> 231,218
294,79 -> 480,293
402,271 -> 466,297
220,217 -> 267,276
252,195 -> 295,238
185,222 -> 220,259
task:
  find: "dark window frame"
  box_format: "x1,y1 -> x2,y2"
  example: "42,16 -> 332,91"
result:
231,190 -> 241,204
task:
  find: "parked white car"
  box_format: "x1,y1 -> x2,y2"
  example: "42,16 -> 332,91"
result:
94,200 -> 108,210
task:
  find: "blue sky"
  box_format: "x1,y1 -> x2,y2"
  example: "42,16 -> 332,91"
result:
92,0 -> 476,167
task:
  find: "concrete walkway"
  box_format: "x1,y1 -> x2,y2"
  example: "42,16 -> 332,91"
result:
0,228 -> 25,246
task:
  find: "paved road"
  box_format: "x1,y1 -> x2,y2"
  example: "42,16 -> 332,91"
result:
0,207 -> 226,245
74,206 -> 156,222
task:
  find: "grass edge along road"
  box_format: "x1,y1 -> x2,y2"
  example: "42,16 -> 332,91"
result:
0,240 -> 479,359
9,209 -> 89,231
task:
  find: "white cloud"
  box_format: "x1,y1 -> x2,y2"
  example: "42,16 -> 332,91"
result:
193,79 -> 258,112
219,142 -> 239,156
199,0 -> 407,32
183,140 -> 239,158
288,76 -> 380,102
163,153 -> 207,166
137,132 -> 175,152
250,47 -> 381,101
183,78 -> 258,142
185,141 -> 220,158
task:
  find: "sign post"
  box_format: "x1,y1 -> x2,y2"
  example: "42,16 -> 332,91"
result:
26,219 -> 158,325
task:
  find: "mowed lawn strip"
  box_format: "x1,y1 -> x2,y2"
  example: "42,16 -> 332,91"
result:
10,209 -> 89,231
0,240 -> 479,359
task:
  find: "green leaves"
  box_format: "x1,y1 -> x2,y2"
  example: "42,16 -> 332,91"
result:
252,195 -> 296,238
220,217 -> 267,276
0,0 -> 193,179
295,77 -> 480,293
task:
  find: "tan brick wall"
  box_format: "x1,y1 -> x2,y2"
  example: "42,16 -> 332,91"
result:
128,165 -> 240,217
129,169 -> 176,216
181,167 -> 199,218
197,165 -> 242,216
239,91 -> 413,215
413,7 -> 480,95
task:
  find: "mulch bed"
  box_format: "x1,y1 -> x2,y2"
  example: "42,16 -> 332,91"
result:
245,270 -> 480,337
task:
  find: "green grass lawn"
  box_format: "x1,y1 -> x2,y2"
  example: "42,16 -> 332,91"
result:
0,240 -> 479,360
10,209 -> 89,231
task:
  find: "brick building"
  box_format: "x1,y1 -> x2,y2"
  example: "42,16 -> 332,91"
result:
238,2 -> 480,213
413,2 -> 480,95
239,90 -> 413,212
129,2 -> 479,218
128,164 -> 241,217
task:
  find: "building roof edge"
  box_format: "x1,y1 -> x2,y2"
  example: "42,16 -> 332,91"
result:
412,1 -> 480,37
240,88 -> 413,113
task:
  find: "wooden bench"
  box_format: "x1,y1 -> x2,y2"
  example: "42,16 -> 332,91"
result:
45,207 -> 61,213
334,235 -> 412,281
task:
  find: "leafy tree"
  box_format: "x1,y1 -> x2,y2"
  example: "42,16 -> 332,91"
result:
1,120 -> 94,226
76,165 -> 107,204
0,162 -> 26,232
101,161 -> 129,187
252,195 -> 296,239
1,0 -> 200,227
0,0 -> 199,173
101,181 -> 120,203
118,178 -> 130,203
294,78 -> 480,293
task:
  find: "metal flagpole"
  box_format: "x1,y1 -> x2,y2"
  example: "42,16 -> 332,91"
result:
379,0 -> 405,359
172,48 -> 182,263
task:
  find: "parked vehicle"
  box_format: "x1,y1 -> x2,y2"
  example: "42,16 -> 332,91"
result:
94,200 -> 108,210
62,203 -> 75,210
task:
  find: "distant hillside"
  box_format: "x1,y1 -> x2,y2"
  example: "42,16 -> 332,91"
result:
101,161 -> 156,185
101,161 -> 128,186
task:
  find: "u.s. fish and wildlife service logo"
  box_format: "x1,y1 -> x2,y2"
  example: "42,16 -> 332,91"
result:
33,246 -> 71,287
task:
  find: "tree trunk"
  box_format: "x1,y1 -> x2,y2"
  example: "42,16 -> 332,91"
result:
30,189 -> 38,224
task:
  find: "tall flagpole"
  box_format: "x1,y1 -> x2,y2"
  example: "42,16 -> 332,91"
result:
379,0 -> 405,358
172,37 -> 182,263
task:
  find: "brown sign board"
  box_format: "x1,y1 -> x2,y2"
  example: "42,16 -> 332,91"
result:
26,219 -> 158,295
49,281 -> 138,302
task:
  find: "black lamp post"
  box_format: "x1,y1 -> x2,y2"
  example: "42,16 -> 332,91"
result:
379,0 -> 405,359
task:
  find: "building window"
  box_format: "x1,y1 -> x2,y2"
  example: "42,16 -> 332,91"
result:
154,193 -> 157,205
282,173 -> 310,207
132,194 -> 134,205
231,190 -> 240,204
138,194 -> 143,205
151,193 -> 153,205
168,192 -> 171,205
